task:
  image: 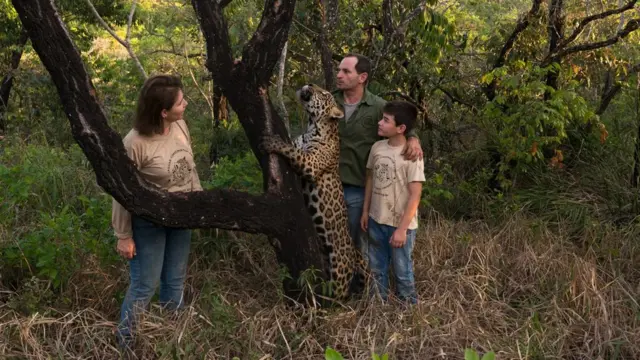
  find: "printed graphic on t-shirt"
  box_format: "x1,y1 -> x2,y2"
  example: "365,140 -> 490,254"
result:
374,155 -> 396,190
168,149 -> 192,185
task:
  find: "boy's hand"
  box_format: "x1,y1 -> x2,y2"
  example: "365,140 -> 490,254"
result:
360,214 -> 369,232
389,229 -> 407,248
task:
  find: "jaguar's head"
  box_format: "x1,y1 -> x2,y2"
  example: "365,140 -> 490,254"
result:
296,84 -> 344,123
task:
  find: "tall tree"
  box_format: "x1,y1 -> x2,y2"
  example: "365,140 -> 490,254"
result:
12,0 -> 328,302
0,26 -> 27,134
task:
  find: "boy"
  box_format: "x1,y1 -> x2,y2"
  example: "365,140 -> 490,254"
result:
360,100 -> 425,304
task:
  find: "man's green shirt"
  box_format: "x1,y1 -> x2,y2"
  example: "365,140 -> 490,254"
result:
333,89 -> 417,187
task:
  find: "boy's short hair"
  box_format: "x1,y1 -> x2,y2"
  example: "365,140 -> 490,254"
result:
383,100 -> 419,134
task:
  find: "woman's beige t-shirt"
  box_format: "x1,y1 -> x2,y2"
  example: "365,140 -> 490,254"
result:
111,119 -> 202,239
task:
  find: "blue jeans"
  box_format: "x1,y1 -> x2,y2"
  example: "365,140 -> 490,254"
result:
367,217 -> 417,304
116,216 -> 191,347
343,185 -> 366,257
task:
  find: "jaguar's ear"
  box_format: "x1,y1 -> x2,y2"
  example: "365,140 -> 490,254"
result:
329,106 -> 344,120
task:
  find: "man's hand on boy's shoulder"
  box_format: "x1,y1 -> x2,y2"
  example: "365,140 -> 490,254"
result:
401,137 -> 423,161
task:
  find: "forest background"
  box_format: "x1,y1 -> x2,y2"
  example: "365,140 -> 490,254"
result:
1,0 -> 639,359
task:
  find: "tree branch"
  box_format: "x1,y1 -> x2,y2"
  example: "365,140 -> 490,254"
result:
240,0 -> 296,86
143,49 -> 202,58
382,0 -> 394,43
11,0 -> 302,235
484,0 -> 543,100
125,0 -> 137,43
545,0 -> 565,97
395,0 -> 429,35
597,61 -> 640,115
277,41 -> 289,129
549,18 -> 640,63
191,0 -> 234,87
373,0 -> 429,76
0,27 -> 29,134
555,0 -> 637,52
434,85 -> 476,109
494,0 -> 543,70
325,0 -> 339,28
84,0 -> 147,78
315,0 -> 336,90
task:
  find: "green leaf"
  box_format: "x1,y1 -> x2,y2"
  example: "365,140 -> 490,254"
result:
325,347 -> 344,360
480,72 -> 494,84
464,349 -> 480,360
482,352 -> 496,360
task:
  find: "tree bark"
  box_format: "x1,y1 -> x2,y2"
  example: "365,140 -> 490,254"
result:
483,0 -> 543,101
276,41 -> 290,130
192,0 -> 328,299
84,0 -> 147,79
314,0 -> 336,90
554,0 -> 637,52
545,0 -> 564,99
0,27 -> 28,134
597,62 -> 640,115
209,84 -> 228,166
632,78 -> 640,187
13,0 -> 328,301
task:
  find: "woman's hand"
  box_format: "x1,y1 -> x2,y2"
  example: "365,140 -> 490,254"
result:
117,238 -> 136,259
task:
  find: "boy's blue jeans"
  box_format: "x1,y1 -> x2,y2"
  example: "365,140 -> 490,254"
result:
116,216 -> 191,347
367,217 -> 417,304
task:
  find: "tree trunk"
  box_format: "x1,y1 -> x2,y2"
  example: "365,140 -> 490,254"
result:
209,84 -> 228,166
192,0 -> 330,300
13,0 -> 328,302
545,0 -> 564,99
632,78 -> 640,187
314,0 -> 336,90
276,41 -> 290,131
0,27 -> 28,134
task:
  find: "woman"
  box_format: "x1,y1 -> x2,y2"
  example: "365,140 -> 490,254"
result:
112,74 -> 202,348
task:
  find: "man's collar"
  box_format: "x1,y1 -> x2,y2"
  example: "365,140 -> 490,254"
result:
333,88 -> 375,106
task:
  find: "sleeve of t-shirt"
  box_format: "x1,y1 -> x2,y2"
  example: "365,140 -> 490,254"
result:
366,142 -> 380,170
191,167 -> 203,191
407,158 -> 426,183
111,135 -> 144,239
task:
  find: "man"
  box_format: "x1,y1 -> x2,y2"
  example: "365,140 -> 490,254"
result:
333,53 -> 423,256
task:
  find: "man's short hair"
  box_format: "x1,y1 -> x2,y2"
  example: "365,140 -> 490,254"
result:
383,100 -> 419,134
344,53 -> 372,76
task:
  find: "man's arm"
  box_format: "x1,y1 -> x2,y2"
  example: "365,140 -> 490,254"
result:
402,132 -> 423,161
360,169 -> 373,232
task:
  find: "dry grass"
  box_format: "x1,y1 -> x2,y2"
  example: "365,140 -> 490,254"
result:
1,213 -> 639,359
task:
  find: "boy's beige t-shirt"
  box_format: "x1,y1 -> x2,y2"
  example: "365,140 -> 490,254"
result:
111,119 -> 202,239
366,139 -> 426,230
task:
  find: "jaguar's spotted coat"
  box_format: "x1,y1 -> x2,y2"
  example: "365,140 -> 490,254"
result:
262,84 -> 366,300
